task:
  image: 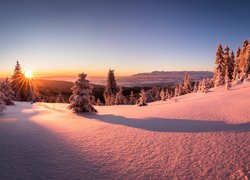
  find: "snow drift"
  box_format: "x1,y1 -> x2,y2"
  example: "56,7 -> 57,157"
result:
0,82 -> 249,179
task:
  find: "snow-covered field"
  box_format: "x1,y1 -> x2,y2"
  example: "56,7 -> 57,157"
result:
0,83 -> 249,179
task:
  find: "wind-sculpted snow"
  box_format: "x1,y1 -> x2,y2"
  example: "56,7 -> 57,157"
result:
0,82 -> 249,179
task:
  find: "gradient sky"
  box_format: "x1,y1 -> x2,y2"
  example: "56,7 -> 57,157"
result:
0,0 -> 250,78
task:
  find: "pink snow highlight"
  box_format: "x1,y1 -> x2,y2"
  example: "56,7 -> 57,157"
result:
0,82 -> 249,179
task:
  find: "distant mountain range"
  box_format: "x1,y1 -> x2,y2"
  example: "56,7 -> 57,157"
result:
132,71 -> 213,77
116,71 -> 214,87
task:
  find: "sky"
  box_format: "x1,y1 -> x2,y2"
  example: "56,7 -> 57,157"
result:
0,0 -> 250,79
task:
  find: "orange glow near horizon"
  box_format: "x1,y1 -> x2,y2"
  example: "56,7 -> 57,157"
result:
0,68 -> 138,80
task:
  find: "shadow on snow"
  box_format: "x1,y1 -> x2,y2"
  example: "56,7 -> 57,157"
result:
83,114 -> 250,133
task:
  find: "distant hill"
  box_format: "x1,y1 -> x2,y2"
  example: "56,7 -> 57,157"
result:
118,71 -> 214,87
132,71 -> 213,77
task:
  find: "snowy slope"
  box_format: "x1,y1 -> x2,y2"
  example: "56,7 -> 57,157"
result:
0,82 -> 249,179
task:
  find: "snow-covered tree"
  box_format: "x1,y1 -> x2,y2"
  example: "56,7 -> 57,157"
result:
128,91 -> 136,105
243,43 -> 250,75
174,84 -> 179,97
11,61 -> 25,100
183,73 -> 192,94
68,73 -> 97,113
115,87 -> 126,105
56,91 -> 65,103
165,88 -> 170,100
169,89 -> 174,99
0,92 -> 6,112
213,44 -> 225,87
96,98 -> 104,106
103,69 -> 118,106
233,47 -> 241,80
225,66 -> 231,90
201,79 -> 209,93
229,50 -> 235,80
223,46 -> 233,81
146,87 -> 160,102
137,89 -> 147,106
239,40 -> 249,73
0,78 -> 15,105
193,82 -> 198,93
160,89 -> 165,101
154,88 -> 161,101
178,84 -> 184,96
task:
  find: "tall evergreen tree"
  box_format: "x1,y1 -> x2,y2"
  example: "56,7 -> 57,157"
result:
0,92 -> 6,112
0,78 -> 15,105
239,40 -> 249,73
201,79 -> 209,93
214,44 -> 225,87
11,61 -> 25,100
137,89 -> 147,106
128,91 -> 136,105
174,84 -> 179,97
165,88 -> 170,100
243,43 -> 250,74
223,46 -> 231,80
193,82 -> 198,93
225,66 -> 231,90
178,83 -> 184,96
233,47 -> 241,80
68,73 -> 97,113
229,50 -> 235,80
56,91 -> 65,103
160,89 -> 165,101
115,87 -> 126,105
103,69 -> 118,105
183,73 -> 192,94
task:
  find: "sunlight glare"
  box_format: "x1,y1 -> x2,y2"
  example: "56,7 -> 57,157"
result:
24,70 -> 33,79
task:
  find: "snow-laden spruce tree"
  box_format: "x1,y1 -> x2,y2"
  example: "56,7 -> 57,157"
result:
56,91 -> 65,103
11,61 -> 25,100
183,73 -> 192,94
0,92 -> 6,112
174,84 -> 179,97
193,82 -> 198,93
115,87 -> 126,105
128,91 -> 136,105
243,43 -> 250,75
239,40 -> 249,73
0,78 -> 15,105
137,89 -> 147,106
103,69 -> 118,106
68,73 -> 97,113
225,65 -> 231,90
165,88 -> 170,100
223,46 -> 233,81
233,47 -> 241,81
201,79 -> 209,93
154,88 -> 161,101
160,89 -> 165,101
213,44 -> 225,87
178,84 -> 184,96
169,91 -> 173,99
229,50 -> 235,79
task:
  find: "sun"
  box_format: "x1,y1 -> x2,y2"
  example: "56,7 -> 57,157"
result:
24,70 -> 33,79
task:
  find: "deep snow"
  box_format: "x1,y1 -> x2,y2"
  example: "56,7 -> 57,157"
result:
0,82 -> 249,179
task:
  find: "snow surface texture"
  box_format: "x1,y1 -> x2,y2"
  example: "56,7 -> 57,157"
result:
0,83 -> 250,179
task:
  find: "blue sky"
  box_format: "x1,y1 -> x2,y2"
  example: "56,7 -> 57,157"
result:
0,0 -> 250,78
